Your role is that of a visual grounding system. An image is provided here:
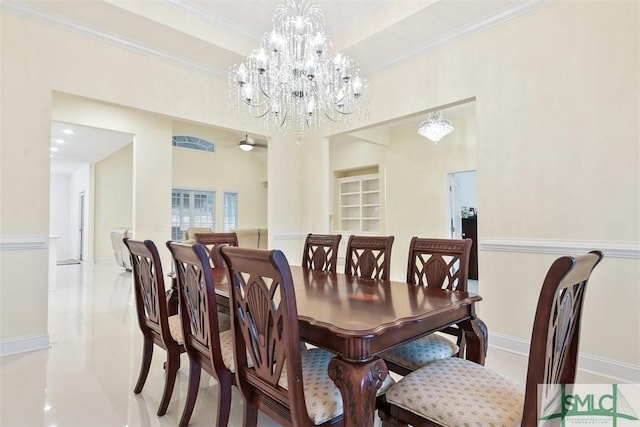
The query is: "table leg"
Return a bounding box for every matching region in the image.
[166,276,179,316]
[328,356,388,427]
[460,316,487,365]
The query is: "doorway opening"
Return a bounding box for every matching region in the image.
[447,170,478,281]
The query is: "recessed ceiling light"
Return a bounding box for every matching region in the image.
[50,147,59,152]
[54,139,65,144]
[62,129,75,135]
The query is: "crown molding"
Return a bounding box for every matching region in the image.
[161,0,260,42]
[366,0,554,76]
[0,0,228,79]
[480,238,640,259]
[2,0,554,79]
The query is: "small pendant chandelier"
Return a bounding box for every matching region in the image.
[418,111,454,143]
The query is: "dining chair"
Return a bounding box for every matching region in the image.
[220,246,395,426]
[193,231,239,267]
[344,235,394,280]
[166,241,238,427]
[379,250,604,427]
[301,233,342,273]
[122,238,184,417]
[381,237,473,376]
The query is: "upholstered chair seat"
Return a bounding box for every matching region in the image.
[123,238,185,417]
[382,237,473,376]
[221,246,394,426]
[166,241,238,427]
[385,357,524,426]
[168,313,230,346]
[275,349,394,425]
[380,334,458,372]
[379,251,603,427]
[167,315,183,345]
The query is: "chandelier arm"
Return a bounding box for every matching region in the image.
[255,72,279,100]
[322,110,339,122]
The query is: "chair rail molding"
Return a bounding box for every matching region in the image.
[0,334,50,357]
[489,332,640,383]
[272,232,307,241]
[0,235,49,251]
[479,238,640,259]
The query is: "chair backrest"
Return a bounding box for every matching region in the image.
[345,235,394,280]
[123,238,176,347]
[406,237,472,291]
[194,232,239,267]
[522,250,603,425]
[220,246,312,424]
[301,233,342,273]
[166,241,226,372]
[184,226,214,242]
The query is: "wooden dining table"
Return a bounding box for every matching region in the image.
[204,264,486,427]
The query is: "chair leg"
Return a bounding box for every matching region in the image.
[157,351,180,416]
[215,373,233,427]
[179,361,201,427]
[134,339,154,394]
[242,400,259,427]
[378,410,408,427]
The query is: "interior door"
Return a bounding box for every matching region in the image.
[78,191,85,261]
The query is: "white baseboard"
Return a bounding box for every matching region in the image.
[489,333,640,383]
[0,334,50,357]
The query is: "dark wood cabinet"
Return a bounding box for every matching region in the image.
[462,217,478,280]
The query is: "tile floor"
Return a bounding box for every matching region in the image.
[0,262,615,427]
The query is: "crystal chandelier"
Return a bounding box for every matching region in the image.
[228,0,368,141]
[417,111,454,143]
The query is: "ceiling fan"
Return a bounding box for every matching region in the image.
[238,134,267,152]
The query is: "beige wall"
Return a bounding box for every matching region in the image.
[94,144,133,261]
[327,0,639,367]
[1,1,638,374]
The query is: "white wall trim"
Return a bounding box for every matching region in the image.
[0,0,227,79]
[0,235,49,251]
[272,233,307,241]
[490,333,640,383]
[1,0,552,79]
[480,238,640,259]
[0,334,50,357]
[365,0,553,76]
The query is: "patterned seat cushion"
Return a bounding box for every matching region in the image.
[167,315,183,345]
[277,349,395,425]
[381,333,458,371]
[385,357,524,427]
[167,313,230,345]
[169,317,251,372]
[219,329,254,372]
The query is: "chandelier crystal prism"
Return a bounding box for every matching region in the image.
[417,111,454,143]
[228,0,368,139]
